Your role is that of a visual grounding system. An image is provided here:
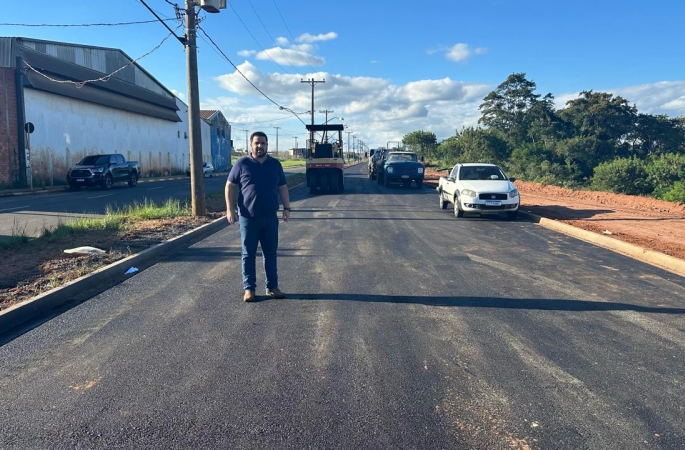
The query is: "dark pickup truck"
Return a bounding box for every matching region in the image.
[67,154,140,190]
[377,151,424,188]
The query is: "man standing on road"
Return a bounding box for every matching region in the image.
[225,131,291,302]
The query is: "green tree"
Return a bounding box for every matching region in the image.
[508,142,572,185]
[402,130,437,160]
[558,90,637,142]
[478,73,551,146]
[629,114,685,157]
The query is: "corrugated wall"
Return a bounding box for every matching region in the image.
[18,39,170,98]
[24,89,210,186]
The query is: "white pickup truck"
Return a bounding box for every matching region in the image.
[437,163,520,219]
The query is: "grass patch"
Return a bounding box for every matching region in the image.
[0,198,193,253]
[108,198,191,220]
[280,159,306,168]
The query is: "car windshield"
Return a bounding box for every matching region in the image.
[387,154,417,162]
[459,166,506,180]
[79,155,110,165]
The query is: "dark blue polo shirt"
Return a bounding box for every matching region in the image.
[227,155,287,218]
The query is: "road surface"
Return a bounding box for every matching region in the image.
[1,165,684,449]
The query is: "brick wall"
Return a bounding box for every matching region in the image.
[0,67,20,187]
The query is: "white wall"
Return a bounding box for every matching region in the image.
[24,89,210,186]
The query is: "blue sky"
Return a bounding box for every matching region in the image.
[3,0,685,150]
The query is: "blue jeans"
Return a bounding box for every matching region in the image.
[238,215,279,291]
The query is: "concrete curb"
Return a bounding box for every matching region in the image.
[519,210,685,278]
[0,217,229,335]
[0,177,304,336]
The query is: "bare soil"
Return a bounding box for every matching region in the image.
[2,169,684,312]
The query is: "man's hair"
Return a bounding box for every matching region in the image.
[250,131,268,144]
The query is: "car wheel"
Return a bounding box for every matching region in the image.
[416,181,423,189]
[102,175,113,190]
[384,175,390,187]
[128,173,138,187]
[438,190,448,209]
[507,210,518,220]
[453,196,464,218]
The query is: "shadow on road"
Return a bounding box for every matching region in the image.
[276,293,685,314]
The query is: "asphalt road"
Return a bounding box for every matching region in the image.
[0,165,306,239]
[1,164,685,449]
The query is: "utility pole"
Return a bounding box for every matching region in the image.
[238,128,249,153]
[273,126,280,158]
[141,0,224,216]
[301,78,325,146]
[294,136,298,157]
[319,109,333,142]
[345,131,353,161]
[185,0,205,216]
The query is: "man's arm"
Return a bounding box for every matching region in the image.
[278,184,290,222]
[225,180,239,224]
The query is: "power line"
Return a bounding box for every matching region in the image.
[196,25,308,126]
[137,0,185,45]
[245,0,300,73]
[270,0,318,73]
[0,19,175,27]
[225,1,294,74]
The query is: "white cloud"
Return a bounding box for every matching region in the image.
[209,63,685,148]
[446,43,470,62]
[275,36,289,46]
[440,43,487,63]
[255,47,325,67]
[237,50,256,57]
[296,32,337,43]
[556,80,685,117]
[210,64,494,146]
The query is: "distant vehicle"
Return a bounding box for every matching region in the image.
[368,148,387,180]
[378,151,424,188]
[186,162,214,177]
[437,163,519,219]
[66,154,140,190]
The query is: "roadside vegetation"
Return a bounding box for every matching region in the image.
[399,73,685,203]
[0,198,190,252]
[0,172,306,253]
[230,155,306,169]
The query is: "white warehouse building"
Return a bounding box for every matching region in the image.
[0,37,216,188]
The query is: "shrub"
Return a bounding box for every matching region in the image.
[590,157,652,195]
[645,153,685,198]
[662,182,685,203]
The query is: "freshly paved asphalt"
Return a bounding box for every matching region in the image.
[1,164,684,449]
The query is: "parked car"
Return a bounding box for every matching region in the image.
[186,162,214,177]
[66,153,140,190]
[437,163,519,219]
